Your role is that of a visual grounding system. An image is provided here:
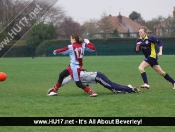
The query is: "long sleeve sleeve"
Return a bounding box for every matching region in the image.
[85,43,96,52]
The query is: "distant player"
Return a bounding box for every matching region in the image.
[135,26,175,89]
[48,34,98,97]
[53,69,141,94]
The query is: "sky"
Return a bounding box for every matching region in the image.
[56,0,175,24]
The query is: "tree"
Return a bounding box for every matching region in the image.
[129,11,141,21]
[26,22,58,57]
[145,20,155,32]
[164,17,175,36]
[0,0,19,32]
[98,12,114,38]
[0,0,66,38]
[58,16,85,39]
[42,5,65,26]
[145,15,166,35]
[152,16,165,23]
[82,19,98,38]
[113,29,120,37]
[169,18,175,36]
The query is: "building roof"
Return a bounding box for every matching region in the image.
[108,14,152,33]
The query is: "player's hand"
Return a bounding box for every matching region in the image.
[157,52,162,57]
[84,39,90,44]
[53,50,57,55]
[135,42,141,52]
[137,42,142,46]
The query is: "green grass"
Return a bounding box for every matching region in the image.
[0,55,175,132]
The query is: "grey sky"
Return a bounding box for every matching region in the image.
[57,0,175,23]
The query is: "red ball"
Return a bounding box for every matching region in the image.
[0,72,7,82]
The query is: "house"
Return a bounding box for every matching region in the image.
[87,13,152,38]
[154,7,175,36]
[110,13,152,38]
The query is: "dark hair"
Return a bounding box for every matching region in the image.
[71,34,83,43]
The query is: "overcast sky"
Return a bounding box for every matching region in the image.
[57,0,175,24]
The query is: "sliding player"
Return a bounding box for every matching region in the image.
[47,69,141,95]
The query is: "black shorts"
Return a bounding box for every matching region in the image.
[144,56,159,67]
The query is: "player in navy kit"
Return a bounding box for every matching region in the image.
[135,26,175,89]
[60,69,141,93]
[47,34,98,97]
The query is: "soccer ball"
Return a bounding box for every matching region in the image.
[0,72,7,82]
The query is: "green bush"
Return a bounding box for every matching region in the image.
[35,39,69,56]
[1,37,175,57]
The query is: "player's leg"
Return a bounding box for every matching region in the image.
[56,69,70,90]
[153,65,175,89]
[95,72,140,93]
[75,81,98,97]
[47,69,69,96]
[138,60,150,88]
[73,67,98,97]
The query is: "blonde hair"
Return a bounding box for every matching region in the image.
[71,34,83,43]
[139,26,147,33]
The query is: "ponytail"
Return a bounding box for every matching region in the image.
[71,34,83,43]
[79,38,83,43]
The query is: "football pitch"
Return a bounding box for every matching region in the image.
[0,55,175,131]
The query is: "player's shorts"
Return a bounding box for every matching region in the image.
[144,56,159,67]
[66,65,82,81]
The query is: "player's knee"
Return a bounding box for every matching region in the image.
[138,66,146,73]
[158,71,166,76]
[138,66,144,71]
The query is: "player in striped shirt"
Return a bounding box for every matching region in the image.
[47,34,98,97]
[135,26,175,89]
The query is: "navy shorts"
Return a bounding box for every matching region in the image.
[144,57,159,67]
